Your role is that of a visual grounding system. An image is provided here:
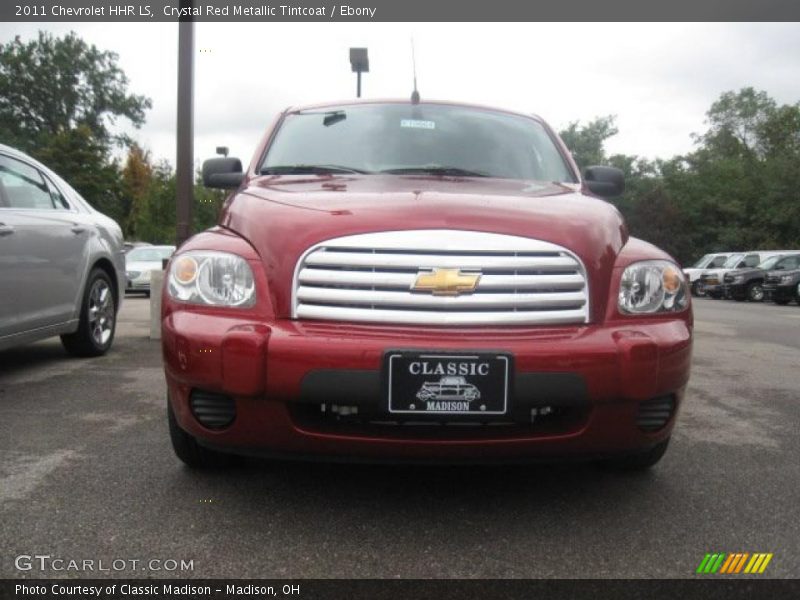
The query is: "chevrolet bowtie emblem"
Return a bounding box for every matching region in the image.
[411,268,481,296]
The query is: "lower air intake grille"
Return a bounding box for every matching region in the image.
[637,395,675,432]
[190,389,236,430]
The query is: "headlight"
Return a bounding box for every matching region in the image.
[167,251,256,307]
[619,260,688,314]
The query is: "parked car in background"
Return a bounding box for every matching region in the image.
[125,245,176,295]
[162,99,693,471]
[699,251,789,299]
[723,253,800,302]
[683,252,732,296]
[763,256,800,305]
[699,253,759,298]
[0,144,124,356]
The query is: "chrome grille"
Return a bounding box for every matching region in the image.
[292,230,589,326]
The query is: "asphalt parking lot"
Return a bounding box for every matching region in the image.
[1,296,798,578]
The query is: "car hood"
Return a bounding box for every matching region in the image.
[125,260,163,272]
[726,267,763,278]
[703,268,734,278]
[767,268,800,278]
[220,174,629,319]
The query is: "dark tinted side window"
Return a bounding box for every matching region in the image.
[779,256,800,270]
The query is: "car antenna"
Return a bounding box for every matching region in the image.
[411,38,420,104]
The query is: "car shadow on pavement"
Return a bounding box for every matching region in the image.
[169,455,665,511]
[0,341,72,373]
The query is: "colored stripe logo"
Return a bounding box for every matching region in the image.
[696,553,773,574]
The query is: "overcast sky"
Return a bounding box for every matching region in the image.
[2,22,800,168]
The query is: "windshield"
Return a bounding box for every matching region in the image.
[722,254,744,268]
[757,256,782,270]
[261,103,576,182]
[691,254,713,268]
[127,247,174,262]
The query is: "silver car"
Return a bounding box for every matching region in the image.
[0,144,125,356]
[125,245,175,295]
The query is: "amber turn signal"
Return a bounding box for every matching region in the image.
[173,256,199,285]
[662,266,682,294]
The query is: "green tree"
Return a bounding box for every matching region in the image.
[121,143,153,238]
[560,90,800,264]
[0,31,151,221]
[559,115,618,171]
[130,161,226,245]
[0,31,151,151]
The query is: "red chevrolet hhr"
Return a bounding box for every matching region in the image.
[162,100,692,469]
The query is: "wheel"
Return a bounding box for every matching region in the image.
[168,399,234,468]
[61,268,117,357]
[691,281,705,297]
[746,282,764,302]
[597,437,670,471]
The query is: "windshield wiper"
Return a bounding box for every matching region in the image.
[380,166,490,177]
[260,164,370,175]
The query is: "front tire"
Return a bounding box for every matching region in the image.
[168,399,234,469]
[61,268,117,357]
[746,282,764,302]
[691,281,705,297]
[598,437,670,471]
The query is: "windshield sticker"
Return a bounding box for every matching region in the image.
[401,119,436,130]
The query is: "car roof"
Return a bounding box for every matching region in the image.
[0,143,60,178]
[282,98,546,124]
[129,245,175,250]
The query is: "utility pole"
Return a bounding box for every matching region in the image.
[176,0,194,246]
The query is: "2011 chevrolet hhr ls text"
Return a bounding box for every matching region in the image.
[162,100,693,470]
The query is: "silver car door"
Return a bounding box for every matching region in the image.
[0,153,86,336]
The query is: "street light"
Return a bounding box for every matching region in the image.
[349,47,369,98]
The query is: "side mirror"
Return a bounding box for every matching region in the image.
[584,166,625,198]
[202,157,244,189]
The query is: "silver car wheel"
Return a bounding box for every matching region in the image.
[88,279,115,346]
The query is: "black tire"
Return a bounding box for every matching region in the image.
[691,281,705,297]
[746,282,764,302]
[598,437,670,471]
[61,268,117,357]
[168,399,234,469]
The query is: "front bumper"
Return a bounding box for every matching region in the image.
[763,283,797,303]
[126,274,151,292]
[701,281,723,297]
[162,313,692,462]
[723,282,746,299]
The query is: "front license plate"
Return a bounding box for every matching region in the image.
[384,351,511,416]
